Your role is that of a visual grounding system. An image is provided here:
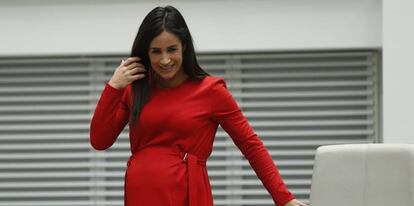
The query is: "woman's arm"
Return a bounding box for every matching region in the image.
[210,78,305,206]
[90,57,145,150]
[89,84,129,150]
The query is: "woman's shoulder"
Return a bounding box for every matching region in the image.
[189,76,230,98]
[200,75,227,89]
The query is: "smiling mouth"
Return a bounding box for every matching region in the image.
[160,64,174,71]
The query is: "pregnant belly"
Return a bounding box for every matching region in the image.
[125,147,188,205]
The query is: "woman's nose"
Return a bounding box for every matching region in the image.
[160,55,171,65]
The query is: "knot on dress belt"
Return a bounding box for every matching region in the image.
[182,152,206,167]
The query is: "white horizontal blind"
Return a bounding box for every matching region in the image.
[0,59,95,206]
[201,51,379,205]
[0,51,379,206]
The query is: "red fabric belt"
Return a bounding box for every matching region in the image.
[182,152,207,206]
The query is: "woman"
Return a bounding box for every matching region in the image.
[90,5,306,206]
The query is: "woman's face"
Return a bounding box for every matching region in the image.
[148,31,186,88]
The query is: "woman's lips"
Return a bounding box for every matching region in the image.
[160,64,174,71]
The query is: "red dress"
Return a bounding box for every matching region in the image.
[90,76,295,206]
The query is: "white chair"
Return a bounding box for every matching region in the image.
[309,144,414,206]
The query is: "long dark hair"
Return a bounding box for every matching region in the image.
[129,5,209,124]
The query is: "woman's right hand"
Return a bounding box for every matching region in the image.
[108,57,146,89]
[283,199,308,206]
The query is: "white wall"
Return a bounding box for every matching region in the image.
[6,0,411,143]
[383,0,414,143]
[0,0,381,56]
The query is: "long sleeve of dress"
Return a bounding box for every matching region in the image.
[210,79,295,206]
[90,83,130,150]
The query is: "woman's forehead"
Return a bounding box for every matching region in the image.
[150,31,182,48]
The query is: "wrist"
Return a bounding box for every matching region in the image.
[108,80,124,90]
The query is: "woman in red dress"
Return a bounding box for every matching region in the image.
[90,5,307,206]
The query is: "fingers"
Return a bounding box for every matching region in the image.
[283,199,307,206]
[122,57,141,66]
[126,67,146,76]
[120,57,145,73]
[125,62,145,71]
[297,200,308,206]
[124,65,146,81]
[299,200,308,206]
[130,73,146,81]
[116,57,146,83]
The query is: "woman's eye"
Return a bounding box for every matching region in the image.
[168,48,177,52]
[151,50,161,54]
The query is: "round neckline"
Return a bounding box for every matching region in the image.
[153,76,192,91]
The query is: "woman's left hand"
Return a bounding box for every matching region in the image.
[283,199,308,206]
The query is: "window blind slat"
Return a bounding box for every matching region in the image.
[0,51,379,205]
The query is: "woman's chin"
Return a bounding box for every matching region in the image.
[157,73,175,81]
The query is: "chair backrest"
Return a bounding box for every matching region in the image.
[309,144,414,206]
